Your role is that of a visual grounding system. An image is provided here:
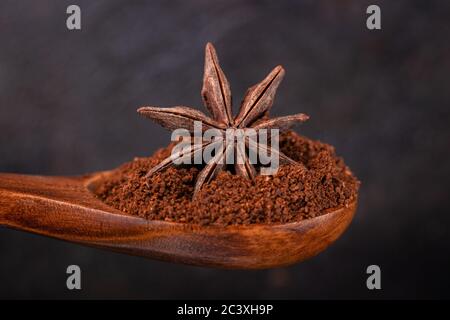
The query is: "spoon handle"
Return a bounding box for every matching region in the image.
[0,173,149,242]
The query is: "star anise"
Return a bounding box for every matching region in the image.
[138,43,309,198]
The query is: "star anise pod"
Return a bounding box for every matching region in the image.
[138,43,309,198]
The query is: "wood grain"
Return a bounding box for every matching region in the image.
[0,172,357,269]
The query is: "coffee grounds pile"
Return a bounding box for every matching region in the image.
[93,131,359,226]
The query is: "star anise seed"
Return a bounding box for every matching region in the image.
[138,42,309,198]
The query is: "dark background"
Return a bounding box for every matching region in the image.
[0,0,449,299]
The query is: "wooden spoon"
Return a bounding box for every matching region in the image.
[0,171,357,269]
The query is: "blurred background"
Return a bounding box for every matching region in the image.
[0,0,449,299]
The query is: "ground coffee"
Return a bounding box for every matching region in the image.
[93,131,359,226]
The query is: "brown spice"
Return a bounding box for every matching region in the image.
[93,131,359,226]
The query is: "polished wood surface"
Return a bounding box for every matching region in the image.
[0,172,357,269]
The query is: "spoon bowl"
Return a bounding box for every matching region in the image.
[0,171,357,269]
